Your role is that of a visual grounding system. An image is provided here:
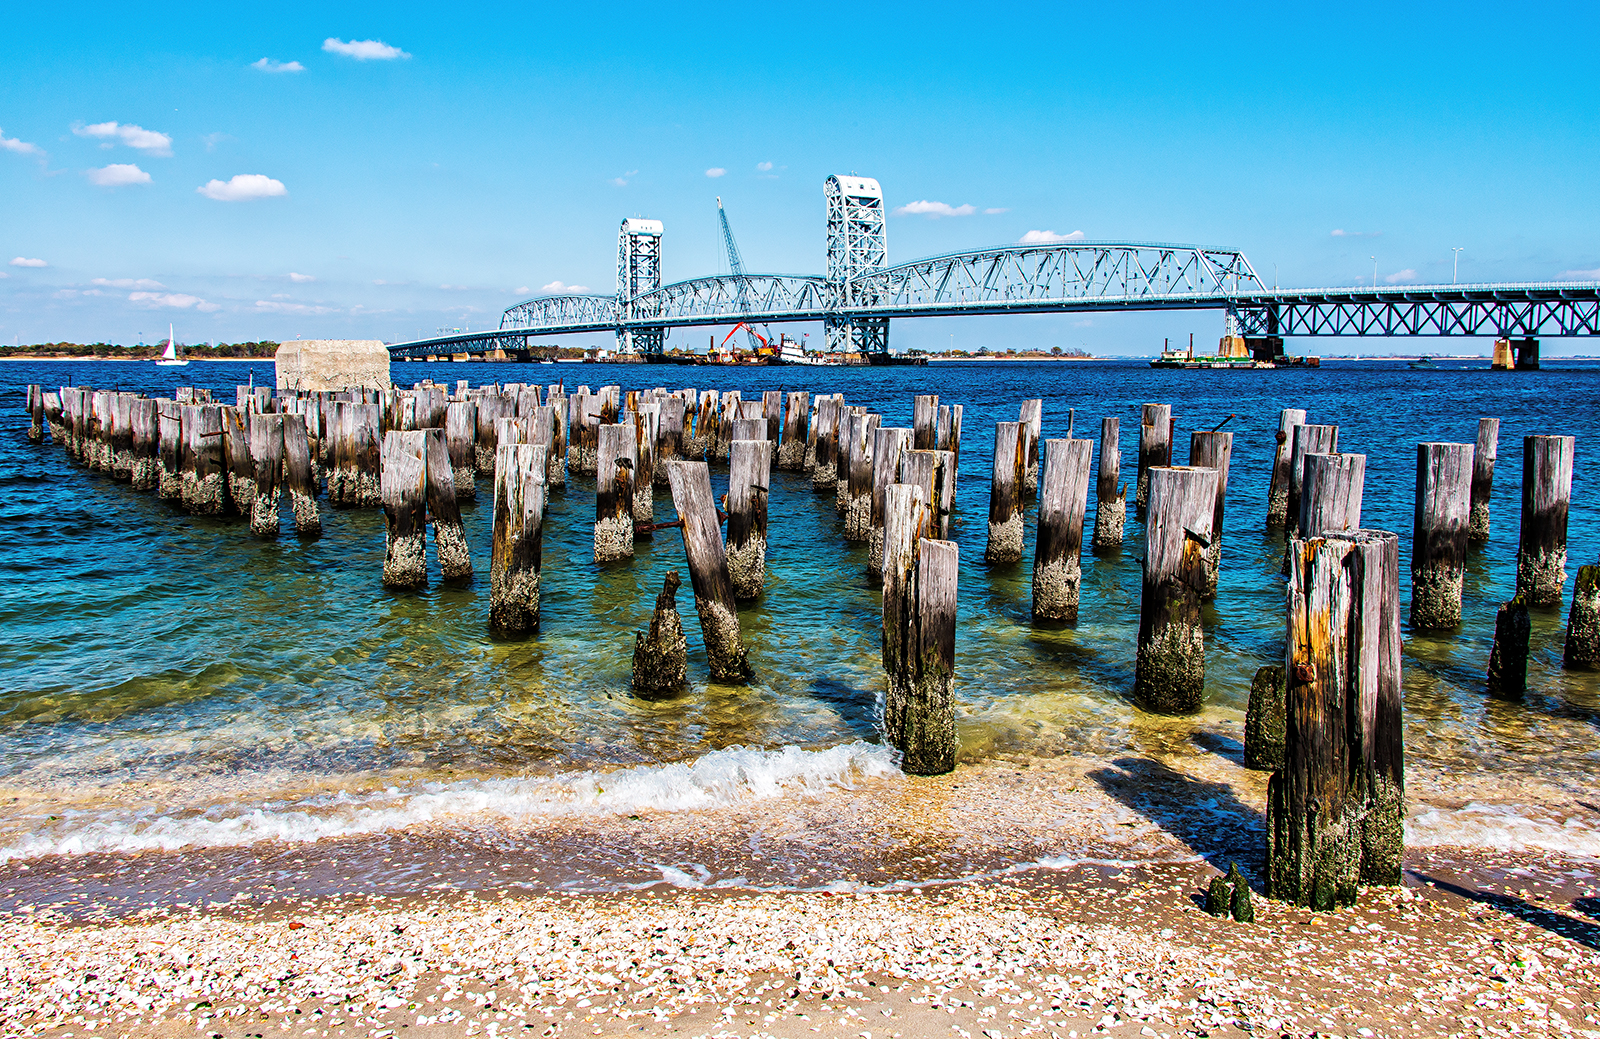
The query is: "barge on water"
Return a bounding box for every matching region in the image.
[1150,334,1319,369]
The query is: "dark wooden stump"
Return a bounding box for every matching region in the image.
[1411,442,1474,630]
[1488,594,1531,696]
[985,421,1025,564]
[1189,430,1233,600]
[1032,437,1093,623]
[1134,403,1172,517]
[727,439,772,600]
[1517,434,1574,606]
[1243,665,1285,771]
[913,395,939,450]
[1134,465,1218,714]
[1269,529,1404,909]
[282,413,322,536]
[1563,564,1600,670]
[424,428,472,581]
[490,443,545,633]
[249,413,284,537]
[380,431,429,589]
[633,571,688,697]
[1019,398,1043,497]
[594,423,635,563]
[1469,417,1499,542]
[778,391,809,470]
[665,461,751,682]
[868,427,913,576]
[1287,424,1339,536]
[1266,409,1307,529]
[1093,416,1125,549]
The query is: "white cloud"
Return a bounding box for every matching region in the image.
[1,126,42,156]
[1384,269,1418,284]
[984,207,1009,215]
[202,133,233,152]
[255,299,335,315]
[9,257,47,267]
[288,272,315,282]
[705,167,726,178]
[94,277,166,289]
[894,200,977,218]
[540,280,589,294]
[130,291,220,312]
[1331,229,1381,238]
[251,58,305,73]
[73,121,173,156]
[609,169,639,187]
[1019,229,1085,244]
[197,173,288,201]
[1559,268,1600,280]
[0,272,8,279]
[439,284,471,291]
[86,163,151,187]
[514,286,530,294]
[322,38,410,60]
[756,161,773,172]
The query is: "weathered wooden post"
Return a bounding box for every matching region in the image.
[665,461,751,681]
[1243,666,1286,771]
[249,413,284,537]
[381,430,429,590]
[1469,417,1499,542]
[446,401,477,501]
[1268,529,1405,909]
[1266,409,1307,529]
[1517,434,1575,606]
[882,484,959,775]
[779,390,810,470]
[189,405,227,515]
[157,400,183,499]
[130,398,159,491]
[1564,565,1600,670]
[89,391,110,471]
[684,389,716,460]
[901,449,955,541]
[937,403,963,500]
[1093,416,1125,549]
[730,416,766,445]
[1134,465,1218,714]
[844,413,881,539]
[595,423,635,562]
[633,403,659,524]
[1287,424,1339,536]
[913,395,939,450]
[868,427,913,576]
[1032,437,1093,623]
[985,421,1025,564]
[1299,452,1366,538]
[762,389,782,446]
[1135,403,1172,517]
[224,407,256,514]
[490,443,545,633]
[715,390,741,460]
[26,385,43,442]
[633,571,688,696]
[1411,442,1474,629]
[1488,594,1531,696]
[811,397,841,492]
[282,413,321,536]
[545,392,568,489]
[654,396,682,485]
[727,438,772,600]
[423,428,472,581]
[1018,398,1043,497]
[110,394,135,481]
[1189,431,1234,600]
[475,394,510,473]
[43,391,64,444]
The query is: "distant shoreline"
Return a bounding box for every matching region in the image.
[0,356,271,363]
[928,355,1096,362]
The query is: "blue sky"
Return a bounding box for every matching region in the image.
[3,2,1598,354]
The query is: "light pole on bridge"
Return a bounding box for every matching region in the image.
[1453,247,1464,284]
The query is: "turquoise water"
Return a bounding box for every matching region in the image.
[0,357,1597,869]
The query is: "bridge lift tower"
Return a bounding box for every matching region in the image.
[824,175,890,355]
[617,217,664,355]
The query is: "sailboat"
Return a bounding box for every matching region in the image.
[154,324,189,367]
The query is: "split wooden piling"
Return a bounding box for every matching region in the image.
[490,443,545,633]
[1135,403,1172,516]
[715,390,741,461]
[224,407,255,514]
[1019,399,1043,497]
[475,394,512,473]
[762,389,781,446]
[844,413,881,539]
[937,403,963,500]
[655,397,684,485]
[633,404,659,524]
[913,395,939,450]
[1268,528,1404,908]
[985,421,1025,564]
[248,413,284,537]
[1517,434,1575,606]
[727,439,772,600]
[901,449,955,541]
[1134,466,1219,714]
[545,393,568,489]
[26,385,44,442]
[779,391,810,470]
[868,427,913,576]
[381,431,429,590]
[595,423,636,562]
[1411,442,1474,629]
[1287,424,1339,536]
[882,483,958,776]
[633,571,688,696]
[446,401,477,501]
[1266,409,1307,528]
[1032,437,1093,623]
[1469,418,1499,542]
[1189,431,1233,600]
[665,461,751,682]
[1093,416,1125,549]
[422,428,472,580]
[282,413,322,536]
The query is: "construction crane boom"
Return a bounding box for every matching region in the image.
[716,197,763,355]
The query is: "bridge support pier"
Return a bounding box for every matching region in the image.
[1513,338,1540,370]
[824,316,889,356]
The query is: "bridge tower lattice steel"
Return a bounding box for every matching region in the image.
[824,175,889,354]
[617,217,664,354]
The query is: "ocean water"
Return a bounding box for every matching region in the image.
[1,357,1597,885]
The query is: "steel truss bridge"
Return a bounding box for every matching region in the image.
[386,177,1600,360]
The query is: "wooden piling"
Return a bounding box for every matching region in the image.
[446,401,477,501]
[1093,416,1125,549]
[1134,466,1219,713]
[224,407,256,514]
[811,397,841,492]
[779,391,810,470]
[248,413,284,536]
[1469,417,1499,542]
[1189,431,1234,600]
[937,403,963,500]
[868,427,913,576]
[26,385,43,442]
[1517,434,1575,606]
[882,483,958,775]
[844,413,881,538]
[282,413,321,536]
[632,571,688,696]
[157,400,183,499]
[665,461,751,682]
[727,439,772,600]
[685,390,718,460]
[545,392,568,489]
[1018,399,1043,497]
[715,390,741,460]
[43,391,64,444]
[110,394,135,481]
[834,409,864,515]
[1134,403,1172,516]
[1032,437,1093,623]
[1563,565,1600,670]
[129,398,159,491]
[762,389,781,446]
[984,421,1025,564]
[1411,442,1474,629]
[913,395,939,450]
[90,391,111,471]
[633,404,659,524]
[1268,528,1404,908]
[1487,593,1531,696]
[1287,424,1339,536]
[187,405,227,515]
[901,449,954,541]
[1299,453,1366,538]
[381,431,429,589]
[1266,409,1307,528]
[490,443,545,633]
[595,423,635,562]
[475,394,512,473]
[423,428,472,580]
[655,397,684,485]
[1244,665,1286,771]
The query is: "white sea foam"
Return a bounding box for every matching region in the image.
[1407,802,1600,859]
[0,741,899,863]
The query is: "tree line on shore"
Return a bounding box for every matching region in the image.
[0,341,279,359]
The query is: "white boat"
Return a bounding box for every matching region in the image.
[155,325,189,367]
